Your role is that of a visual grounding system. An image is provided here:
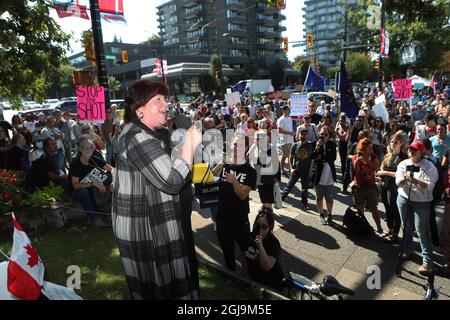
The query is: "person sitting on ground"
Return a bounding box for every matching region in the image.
[6,133,29,172]
[245,206,284,292]
[69,138,115,227]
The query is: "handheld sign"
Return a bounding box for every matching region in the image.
[76,86,106,123]
[290,93,308,117]
[393,79,412,100]
[225,92,241,106]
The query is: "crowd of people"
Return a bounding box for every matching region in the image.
[1,78,450,300]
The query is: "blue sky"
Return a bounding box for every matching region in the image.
[54,0,305,61]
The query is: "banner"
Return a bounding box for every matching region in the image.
[380,28,390,57]
[76,86,106,122]
[373,94,389,125]
[393,78,413,100]
[99,0,126,24]
[290,94,308,117]
[225,92,241,106]
[52,1,89,20]
[339,60,359,119]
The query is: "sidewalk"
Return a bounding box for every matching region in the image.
[191,171,450,300]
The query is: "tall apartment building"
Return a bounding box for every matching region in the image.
[157,0,287,68]
[303,0,357,68]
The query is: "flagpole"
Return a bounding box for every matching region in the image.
[302,66,311,93]
[0,249,10,261]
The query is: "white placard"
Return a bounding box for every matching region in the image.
[290,93,308,117]
[373,94,389,124]
[225,92,241,106]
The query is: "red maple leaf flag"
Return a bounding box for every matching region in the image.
[430,74,436,93]
[7,213,44,300]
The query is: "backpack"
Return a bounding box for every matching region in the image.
[343,206,374,235]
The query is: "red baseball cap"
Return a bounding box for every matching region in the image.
[409,141,426,153]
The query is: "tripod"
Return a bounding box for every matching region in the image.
[395,173,439,300]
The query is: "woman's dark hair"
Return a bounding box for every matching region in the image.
[253,206,275,232]
[124,79,169,123]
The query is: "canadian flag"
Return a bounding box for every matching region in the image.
[430,74,436,92]
[7,214,44,300]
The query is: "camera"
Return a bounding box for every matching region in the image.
[406,165,420,173]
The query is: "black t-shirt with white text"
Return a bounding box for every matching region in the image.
[218,163,257,225]
[245,233,284,290]
[69,154,107,191]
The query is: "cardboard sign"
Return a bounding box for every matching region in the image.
[290,93,308,117]
[76,86,106,122]
[394,78,412,100]
[373,94,389,124]
[327,89,337,99]
[225,92,241,106]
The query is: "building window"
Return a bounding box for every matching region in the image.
[111,47,121,54]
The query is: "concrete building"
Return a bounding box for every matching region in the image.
[303,0,358,68]
[157,0,287,70]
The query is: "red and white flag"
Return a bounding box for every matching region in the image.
[52,1,89,20]
[7,213,44,300]
[430,74,436,92]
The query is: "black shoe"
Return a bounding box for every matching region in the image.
[281,195,287,202]
[327,215,333,225]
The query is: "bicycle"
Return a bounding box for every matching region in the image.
[283,271,355,300]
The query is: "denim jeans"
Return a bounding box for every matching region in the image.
[71,188,97,221]
[397,195,433,265]
[281,170,309,204]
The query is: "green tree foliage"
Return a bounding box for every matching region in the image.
[325,66,340,80]
[46,62,75,99]
[0,0,70,99]
[343,0,450,77]
[209,52,224,96]
[108,76,121,100]
[346,52,376,82]
[268,59,285,90]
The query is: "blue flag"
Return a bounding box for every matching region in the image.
[339,61,359,119]
[304,67,326,91]
[232,80,247,94]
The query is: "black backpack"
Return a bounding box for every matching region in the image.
[343,206,374,235]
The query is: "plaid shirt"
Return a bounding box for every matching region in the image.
[112,121,198,300]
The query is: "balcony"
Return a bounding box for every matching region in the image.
[183,0,200,8]
[256,30,279,38]
[228,1,246,9]
[228,14,248,24]
[274,25,287,32]
[273,13,286,21]
[184,8,202,20]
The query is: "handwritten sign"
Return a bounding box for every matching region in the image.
[394,78,412,100]
[225,92,241,106]
[373,94,389,125]
[290,93,308,117]
[76,86,106,122]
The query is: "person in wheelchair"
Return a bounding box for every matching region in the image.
[245,206,284,291]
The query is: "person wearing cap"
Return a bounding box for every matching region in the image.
[281,128,313,208]
[412,101,426,122]
[297,113,319,143]
[277,106,295,176]
[396,140,439,274]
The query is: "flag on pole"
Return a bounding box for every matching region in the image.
[430,74,436,93]
[339,61,359,119]
[99,0,127,24]
[7,213,44,300]
[380,28,390,57]
[303,66,326,91]
[52,1,89,20]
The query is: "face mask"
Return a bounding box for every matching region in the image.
[36,141,43,149]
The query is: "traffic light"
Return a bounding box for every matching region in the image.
[276,0,286,10]
[82,31,95,61]
[374,58,380,70]
[72,69,95,85]
[306,34,314,48]
[283,37,289,53]
[121,49,128,63]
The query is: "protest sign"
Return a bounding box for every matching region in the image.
[76,86,106,122]
[393,78,412,100]
[373,94,389,124]
[290,93,308,117]
[224,92,240,106]
[327,89,337,99]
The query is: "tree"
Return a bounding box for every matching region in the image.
[244,57,258,79]
[147,34,161,44]
[268,59,285,90]
[340,0,450,78]
[108,76,121,100]
[293,56,311,83]
[325,66,340,80]
[345,52,376,82]
[45,62,75,99]
[0,0,70,100]
[209,52,224,97]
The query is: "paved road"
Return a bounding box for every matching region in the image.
[191,166,450,300]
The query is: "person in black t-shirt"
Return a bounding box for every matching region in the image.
[246,206,284,291]
[6,133,29,172]
[69,138,114,227]
[212,134,257,272]
[0,120,14,147]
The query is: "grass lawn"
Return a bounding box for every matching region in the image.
[0,224,249,300]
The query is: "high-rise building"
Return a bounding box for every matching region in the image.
[157,0,287,68]
[303,0,357,68]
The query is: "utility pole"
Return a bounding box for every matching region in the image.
[89,0,110,108]
[378,0,385,91]
[342,9,349,63]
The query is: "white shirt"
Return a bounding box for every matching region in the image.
[24,121,37,135]
[276,115,294,145]
[316,106,326,116]
[221,107,230,116]
[319,163,334,185]
[67,119,76,141]
[249,104,257,118]
[395,159,438,202]
[41,127,64,150]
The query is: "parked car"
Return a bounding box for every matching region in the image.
[307,92,335,105]
[22,101,42,110]
[17,108,55,121]
[50,100,78,114]
[42,99,60,108]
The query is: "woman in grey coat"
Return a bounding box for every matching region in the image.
[112,79,201,300]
